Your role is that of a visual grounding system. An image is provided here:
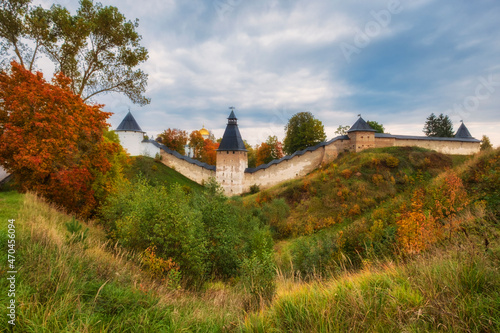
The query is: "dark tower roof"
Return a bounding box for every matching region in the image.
[116,111,143,132]
[455,122,473,138]
[217,110,247,151]
[347,116,376,133]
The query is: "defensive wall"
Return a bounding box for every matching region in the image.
[148,140,216,184]
[141,133,480,194]
[115,112,480,195]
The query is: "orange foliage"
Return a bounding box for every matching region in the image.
[188,130,204,158]
[157,128,188,155]
[0,62,120,217]
[396,189,439,254]
[256,142,273,166]
[200,139,219,165]
[141,246,179,279]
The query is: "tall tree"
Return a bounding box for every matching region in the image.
[255,135,284,166]
[189,130,204,159]
[283,112,326,155]
[423,113,454,137]
[335,125,350,136]
[0,62,122,217]
[256,142,272,166]
[157,128,188,155]
[366,120,384,133]
[0,0,149,105]
[480,135,493,151]
[244,141,257,168]
[199,139,219,165]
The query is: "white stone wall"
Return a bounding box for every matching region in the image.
[392,139,480,155]
[160,150,215,184]
[116,131,145,156]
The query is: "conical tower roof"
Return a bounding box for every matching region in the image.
[217,110,247,151]
[455,122,473,138]
[116,111,143,132]
[347,116,376,133]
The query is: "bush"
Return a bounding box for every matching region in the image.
[250,184,260,194]
[101,179,208,285]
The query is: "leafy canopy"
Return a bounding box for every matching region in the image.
[0,0,149,105]
[0,62,123,217]
[423,113,454,137]
[283,112,326,155]
[157,128,188,155]
[366,120,384,133]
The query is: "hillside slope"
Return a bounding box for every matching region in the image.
[1,147,498,332]
[123,156,203,190]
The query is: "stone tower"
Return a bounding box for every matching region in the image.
[216,110,248,195]
[115,111,145,156]
[347,116,376,152]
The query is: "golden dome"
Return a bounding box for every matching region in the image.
[199,125,209,136]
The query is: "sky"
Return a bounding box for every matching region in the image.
[37,0,500,146]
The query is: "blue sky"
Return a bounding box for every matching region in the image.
[40,0,500,146]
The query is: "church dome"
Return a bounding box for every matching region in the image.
[199,126,209,137]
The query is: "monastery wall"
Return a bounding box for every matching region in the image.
[159,149,215,184]
[244,147,325,192]
[392,138,480,155]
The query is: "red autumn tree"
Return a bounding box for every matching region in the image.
[255,135,284,166]
[157,128,188,155]
[256,142,273,166]
[0,62,122,217]
[189,130,205,158]
[200,139,219,165]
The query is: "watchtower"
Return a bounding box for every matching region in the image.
[216,109,248,195]
[347,116,376,152]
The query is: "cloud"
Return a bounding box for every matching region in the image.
[32,0,500,147]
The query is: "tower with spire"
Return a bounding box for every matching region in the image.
[216,108,248,195]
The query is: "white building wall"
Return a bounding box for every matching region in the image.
[116,131,145,156]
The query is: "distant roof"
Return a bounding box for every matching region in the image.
[116,111,143,132]
[218,111,247,151]
[455,122,473,138]
[348,116,376,133]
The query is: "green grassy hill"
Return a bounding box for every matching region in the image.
[123,156,203,190]
[1,147,498,332]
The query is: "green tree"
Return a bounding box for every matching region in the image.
[423,113,454,137]
[335,125,350,136]
[244,141,257,168]
[367,120,384,133]
[480,135,493,151]
[0,0,149,105]
[283,112,326,155]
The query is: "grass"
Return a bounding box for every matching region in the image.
[123,155,203,191]
[244,242,500,332]
[0,192,244,331]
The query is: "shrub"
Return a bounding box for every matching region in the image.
[384,156,400,168]
[102,179,208,285]
[250,184,260,194]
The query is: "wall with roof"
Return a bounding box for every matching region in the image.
[154,142,216,184]
[391,138,480,155]
[243,137,351,192]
